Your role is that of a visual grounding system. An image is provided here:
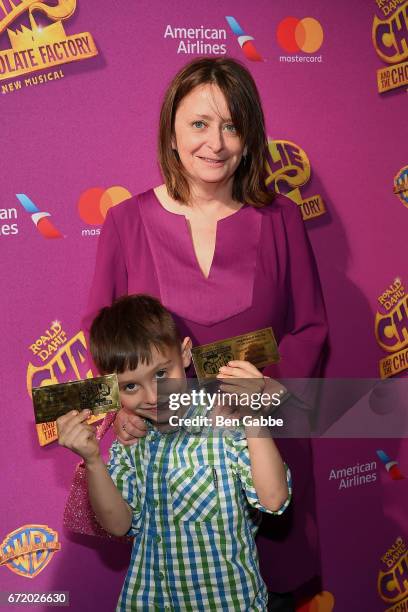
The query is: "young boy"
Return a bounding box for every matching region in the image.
[57,295,291,611]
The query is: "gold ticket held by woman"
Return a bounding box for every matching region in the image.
[32,375,120,446]
[192,327,280,380]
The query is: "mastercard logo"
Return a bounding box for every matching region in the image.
[277,17,324,54]
[78,185,132,225]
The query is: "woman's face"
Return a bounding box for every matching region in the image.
[172,83,245,190]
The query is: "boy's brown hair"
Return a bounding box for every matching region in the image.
[90,294,181,374]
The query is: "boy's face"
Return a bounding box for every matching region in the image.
[117,338,191,425]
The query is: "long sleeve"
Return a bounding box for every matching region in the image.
[264,203,328,379]
[82,208,128,338]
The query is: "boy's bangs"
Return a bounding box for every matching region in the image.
[117,340,170,374]
[93,333,176,375]
[89,295,181,375]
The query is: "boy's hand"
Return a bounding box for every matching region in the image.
[217,360,285,393]
[217,360,264,380]
[217,360,265,395]
[57,410,100,464]
[114,408,148,446]
[216,360,287,415]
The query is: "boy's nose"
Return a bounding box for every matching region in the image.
[143,385,157,406]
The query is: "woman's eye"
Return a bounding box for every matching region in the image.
[224,124,237,133]
[192,121,206,129]
[155,369,168,380]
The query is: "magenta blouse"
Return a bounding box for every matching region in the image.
[84,189,326,376]
[83,188,328,592]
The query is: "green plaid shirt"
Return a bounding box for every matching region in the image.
[108,420,291,611]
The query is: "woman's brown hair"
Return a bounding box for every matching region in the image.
[158,57,274,207]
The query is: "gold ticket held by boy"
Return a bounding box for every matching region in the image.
[32,374,120,446]
[192,327,280,381]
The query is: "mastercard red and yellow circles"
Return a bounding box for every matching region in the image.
[277,17,324,54]
[78,186,132,225]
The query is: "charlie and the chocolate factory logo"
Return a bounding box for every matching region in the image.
[372,1,408,93]
[378,536,408,610]
[265,139,326,221]
[375,278,408,378]
[26,320,95,445]
[0,0,98,94]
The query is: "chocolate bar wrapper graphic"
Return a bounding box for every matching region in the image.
[192,327,280,381]
[32,374,119,446]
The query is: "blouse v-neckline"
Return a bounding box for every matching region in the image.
[151,190,247,281]
[137,189,262,326]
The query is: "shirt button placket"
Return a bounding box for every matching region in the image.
[151,442,167,607]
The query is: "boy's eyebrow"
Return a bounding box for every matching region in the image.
[119,360,173,384]
[145,359,172,373]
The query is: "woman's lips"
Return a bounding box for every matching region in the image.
[197,156,226,165]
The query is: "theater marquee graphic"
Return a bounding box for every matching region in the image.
[375,278,408,378]
[372,1,408,93]
[0,0,98,87]
[265,139,326,221]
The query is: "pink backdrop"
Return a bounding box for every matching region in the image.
[1,1,408,610]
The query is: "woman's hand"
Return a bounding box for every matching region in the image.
[114,407,148,445]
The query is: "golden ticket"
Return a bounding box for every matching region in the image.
[32,374,120,446]
[192,328,280,381]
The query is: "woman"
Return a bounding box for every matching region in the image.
[83,58,328,612]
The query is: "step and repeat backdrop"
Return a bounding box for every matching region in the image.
[1,1,408,610]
